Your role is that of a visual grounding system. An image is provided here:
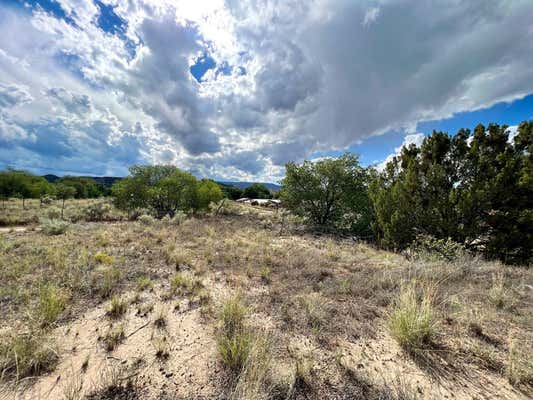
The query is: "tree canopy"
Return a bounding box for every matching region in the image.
[281,154,373,236]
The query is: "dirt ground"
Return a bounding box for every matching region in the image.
[0,200,531,399]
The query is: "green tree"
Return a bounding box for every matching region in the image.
[243,183,272,199]
[281,154,373,235]
[371,121,533,264]
[55,183,76,219]
[112,165,199,218]
[220,185,243,200]
[196,179,224,211]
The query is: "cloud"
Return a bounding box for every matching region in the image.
[0,83,33,108]
[1,0,533,180]
[377,133,425,171]
[363,7,380,27]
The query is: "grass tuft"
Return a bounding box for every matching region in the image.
[389,281,437,350]
[0,331,59,381]
[107,295,128,318]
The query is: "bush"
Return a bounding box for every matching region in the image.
[389,281,437,350]
[138,214,155,225]
[408,234,466,262]
[45,207,62,219]
[83,201,112,221]
[40,218,70,235]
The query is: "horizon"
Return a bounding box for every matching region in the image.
[1,1,533,182]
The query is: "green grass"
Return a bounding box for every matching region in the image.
[38,284,67,326]
[107,295,128,318]
[389,281,437,350]
[136,276,152,291]
[0,331,59,381]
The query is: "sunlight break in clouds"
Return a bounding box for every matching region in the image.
[1,0,533,180]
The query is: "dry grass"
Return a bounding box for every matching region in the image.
[0,199,532,399]
[388,281,438,350]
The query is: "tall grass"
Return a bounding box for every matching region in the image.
[389,281,437,350]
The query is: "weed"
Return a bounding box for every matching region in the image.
[97,266,121,298]
[138,214,155,225]
[153,336,170,359]
[62,374,84,400]
[169,272,202,297]
[507,338,533,387]
[220,295,247,337]
[218,332,253,371]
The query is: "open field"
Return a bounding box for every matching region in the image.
[0,199,532,399]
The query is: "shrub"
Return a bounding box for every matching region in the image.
[83,201,112,221]
[389,281,437,350]
[408,234,466,262]
[0,331,59,380]
[40,218,70,235]
[38,284,67,326]
[138,214,155,225]
[45,207,62,219]
[94,252,115,265]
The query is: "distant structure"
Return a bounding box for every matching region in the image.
[236,198,281,207]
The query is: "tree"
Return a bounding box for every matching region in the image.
[371,121,533,264]
[243,183,271,199]
[55,183,76,219]
[280,154,373,235]
[196,179,223,211]
[220,185,243,200]
[112,165,200,218]
[57,177,104,198]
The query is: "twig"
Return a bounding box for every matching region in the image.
[126,321,150,339]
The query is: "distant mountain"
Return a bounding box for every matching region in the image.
[42,174,122,187]
[217,181,282,191]
[42,174,282,191]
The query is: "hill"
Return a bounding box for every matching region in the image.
[42,174,282,191]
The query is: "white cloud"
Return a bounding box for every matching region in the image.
[1,0,533,180]
[363,7,380,27]
[377,133,425,171]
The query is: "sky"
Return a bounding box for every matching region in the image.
[1,0,532,182]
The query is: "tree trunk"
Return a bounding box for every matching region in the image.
[61,198,65,219]
[22,197,25,209]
